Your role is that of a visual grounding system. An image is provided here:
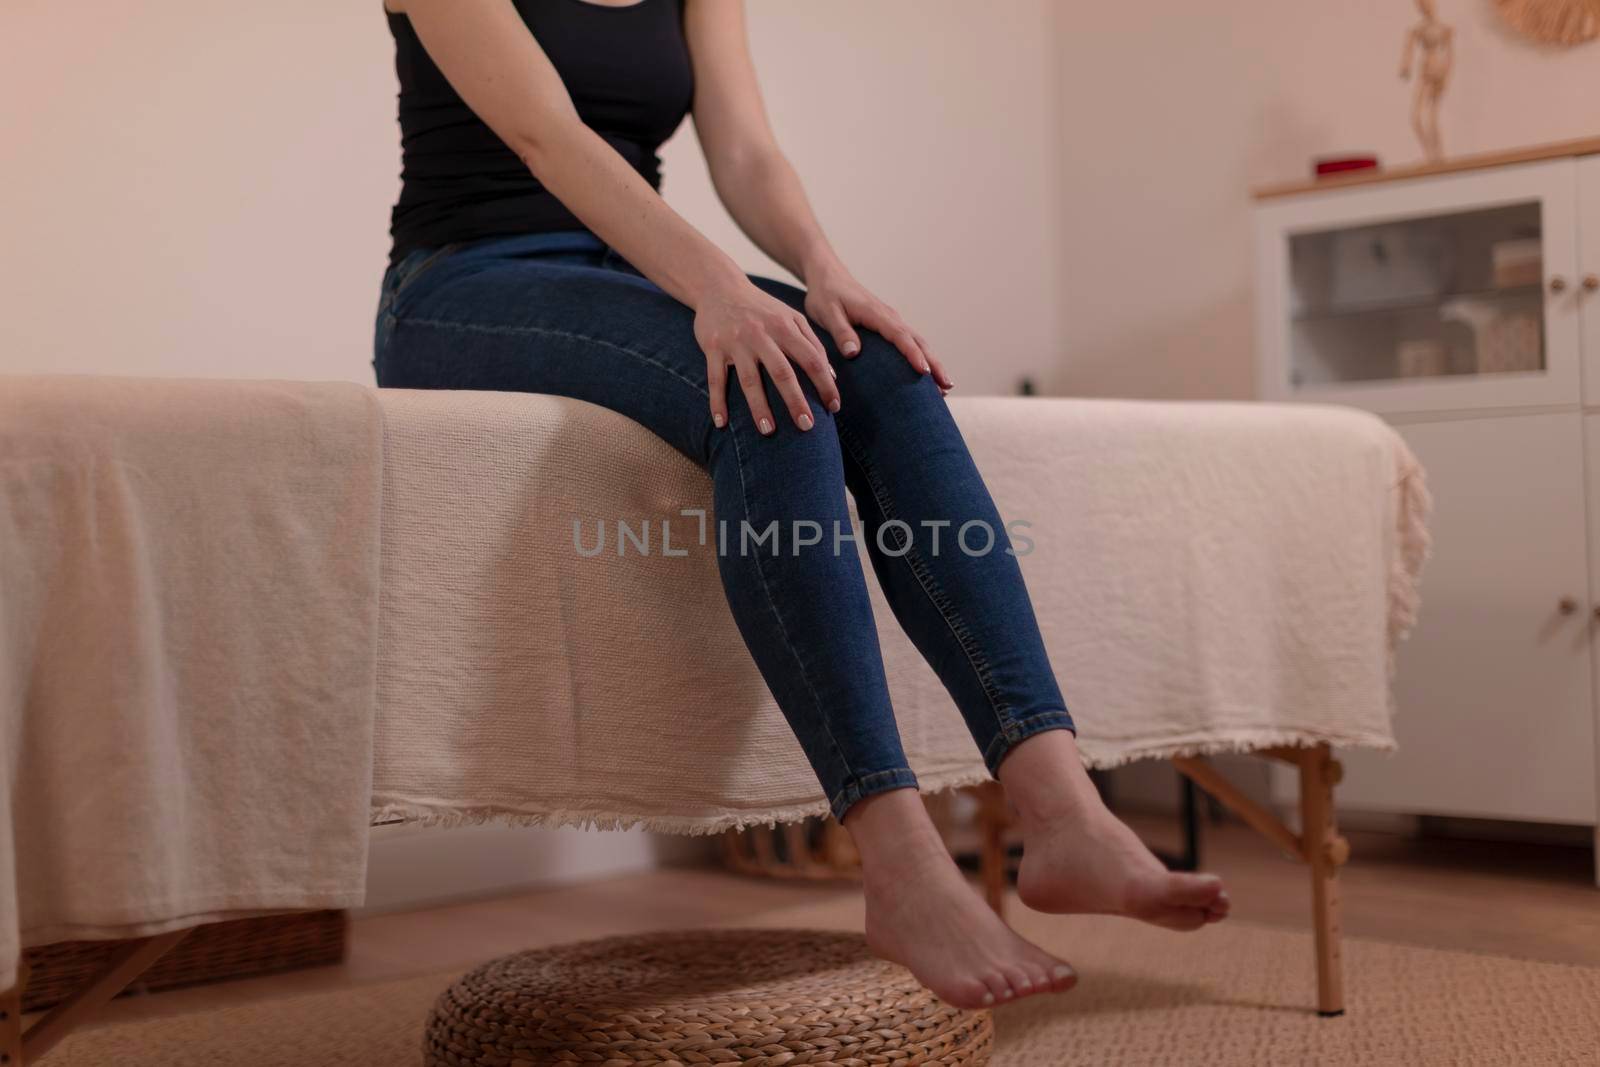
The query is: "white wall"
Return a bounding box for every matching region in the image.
[1051,0,1599,401]
[1,2,396,382]
[0,0,1063,397]
[12,3,1581,400]
[358,822,708,915]
[661,1,1066,396]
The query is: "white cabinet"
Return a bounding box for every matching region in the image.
[1338,414,1595,824]
[1254,145,1600,845]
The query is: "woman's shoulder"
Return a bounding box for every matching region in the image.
[384,0,406,15]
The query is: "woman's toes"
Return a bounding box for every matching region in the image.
[1167,872,1225,907]
[1130,871,1225,919]
[982,971,1014,1005]
[1046,961,1078,992]
[1001,965,1036,999]
[939,977,993,1011]
[1025,950,1076,993]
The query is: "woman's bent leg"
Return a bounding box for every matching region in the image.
[751,275,1229,933]
[373,239,1078,1008]
[375,237,914,820]
[748,276,1072,767]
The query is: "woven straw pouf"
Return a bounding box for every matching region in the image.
[423,928,993,1066]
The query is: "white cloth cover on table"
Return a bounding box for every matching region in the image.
[0,376,382,991]
[0,379,1432,993]
[371,391,1431,835]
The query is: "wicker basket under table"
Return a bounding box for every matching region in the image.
[19,910,346,1014]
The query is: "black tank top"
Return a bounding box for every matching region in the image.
[384,0,694,268]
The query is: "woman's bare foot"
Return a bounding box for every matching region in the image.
[847,789,1077,1011]
[1015,806,1230,929]
[1002,731,1230,931]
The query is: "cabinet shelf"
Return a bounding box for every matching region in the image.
[1293,284,1543,325]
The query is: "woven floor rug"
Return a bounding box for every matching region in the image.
[44,895,1600,1065]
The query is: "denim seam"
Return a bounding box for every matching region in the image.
[1010,709,1076,730]
[399,317,710,400]
[725,420,859,791]
[983,709,1075,772]
[836,423,1016,736]
[828,767,918,819]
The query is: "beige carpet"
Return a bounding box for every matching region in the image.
[43,896,1600,1065]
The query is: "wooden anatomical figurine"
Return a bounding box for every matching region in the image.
[1400,0,1454,163]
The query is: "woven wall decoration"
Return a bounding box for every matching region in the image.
[1494,0,1600,45]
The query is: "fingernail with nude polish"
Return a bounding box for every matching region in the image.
[798,413,813,430]
[828,398,841,413]
[759,417,773,435]
[713,412,725,428]
[844,342,859,356]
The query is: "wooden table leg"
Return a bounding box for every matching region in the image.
[1174,747,1350,1017]
[19,928,193,1064]
[2,959,25,1066]
[1299,744,1348,1017]
[974,782,1010,917]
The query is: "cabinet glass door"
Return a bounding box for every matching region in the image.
[1288,202,1545,387]
[1255,159,1579,414]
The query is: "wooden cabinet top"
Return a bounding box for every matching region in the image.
[1253,135,1600,201]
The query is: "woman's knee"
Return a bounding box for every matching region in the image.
[714,374,845,480]
[842,330,943,413]
[746,274,906,370]
[722,354,835,430]
[740,273,938,413]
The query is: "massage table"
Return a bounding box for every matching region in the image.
[0,376,1430,1062]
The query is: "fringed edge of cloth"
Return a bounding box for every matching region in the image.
[1385,439,1436,703]
[369,721,1403,836]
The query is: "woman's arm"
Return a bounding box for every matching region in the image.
[397,0,837,432]
[684,0,951,391]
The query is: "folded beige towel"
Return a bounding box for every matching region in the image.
[372,392,1430,835]
[0,376,382,991]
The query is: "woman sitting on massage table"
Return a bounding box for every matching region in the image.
[372,0,1230,1011]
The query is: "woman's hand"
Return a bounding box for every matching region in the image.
[803,264,953,394]
[695,281,840,435]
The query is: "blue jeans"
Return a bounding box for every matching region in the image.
[372,230,1074,820]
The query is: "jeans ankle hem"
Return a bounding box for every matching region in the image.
[983,711,1076,778]
[829,766,920,823]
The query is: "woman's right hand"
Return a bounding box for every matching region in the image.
[694,281,840,435]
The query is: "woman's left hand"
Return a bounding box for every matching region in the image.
[803,266,954,395]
